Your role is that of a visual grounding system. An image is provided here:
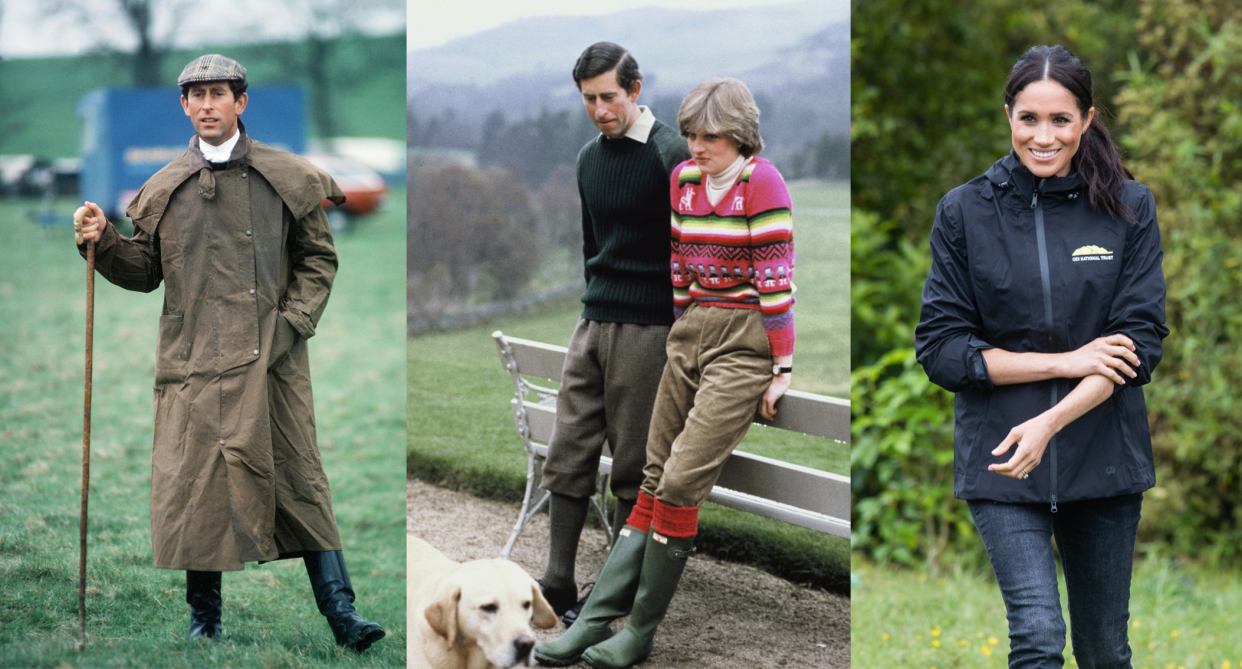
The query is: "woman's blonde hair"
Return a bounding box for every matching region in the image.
[677,78,764,157]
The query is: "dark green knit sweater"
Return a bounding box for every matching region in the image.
[577,118,691,325]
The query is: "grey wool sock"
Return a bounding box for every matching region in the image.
[542,493,590,590]
[612,497,636,544]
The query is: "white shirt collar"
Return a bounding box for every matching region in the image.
[622,106,656,144]
[200,128,241,163]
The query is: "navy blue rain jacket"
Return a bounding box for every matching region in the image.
[915,153,1169,506]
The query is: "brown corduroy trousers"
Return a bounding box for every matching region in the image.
[641,304,773,508]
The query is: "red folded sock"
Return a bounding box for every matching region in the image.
[625,492,656,533]
[653,499,699,538]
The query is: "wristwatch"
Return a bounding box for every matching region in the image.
[772,364,792,376]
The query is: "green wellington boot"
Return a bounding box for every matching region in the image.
[533,525,650,666]
[579,532,694,669]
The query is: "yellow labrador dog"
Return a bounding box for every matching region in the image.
[408,536,558,669]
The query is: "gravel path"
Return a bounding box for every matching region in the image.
[407,479,849,668]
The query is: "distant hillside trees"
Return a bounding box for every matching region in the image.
[409,107,477,149]
[408,161,585,316]
[535,165,584,253]
[790,133,849,180]
[477,109,598,188]
[409,163,540,302]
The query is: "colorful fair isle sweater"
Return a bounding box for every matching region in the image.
[670,157,795,356]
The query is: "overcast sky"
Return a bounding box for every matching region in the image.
[0,0,404,59]
[0,1,836,58]
[407,0,829,51]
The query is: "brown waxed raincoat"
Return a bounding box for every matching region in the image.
[81,126,346,571]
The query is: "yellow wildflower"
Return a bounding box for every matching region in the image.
[989,637,999,646]
[932,640,941,648]
[932,627,941,637]
[981,646,992,657]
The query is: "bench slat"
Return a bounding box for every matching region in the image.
[502,336,849,443]
[496,335,569,383]
[706,489,850,538]
[754,390,850,443]
[523,400,848,521]
[713,450,849,520]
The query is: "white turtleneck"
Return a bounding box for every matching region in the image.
[705,154,750,206]
[200,128,241,163]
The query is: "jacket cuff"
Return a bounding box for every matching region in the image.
[77,219,118,258]
[279,300,317,339]
[967,337,995,390]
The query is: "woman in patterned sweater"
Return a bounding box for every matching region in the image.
[535,78,794,669]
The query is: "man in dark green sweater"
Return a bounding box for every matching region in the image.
[538,41,691,625]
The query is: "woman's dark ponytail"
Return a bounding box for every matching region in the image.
[1075,112,1133,222]
[1004,45,1134,223]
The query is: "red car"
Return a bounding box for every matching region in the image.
[302,152,389,231]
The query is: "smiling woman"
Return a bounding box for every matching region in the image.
[1005,79,1092,179]
[914,44,1168,666]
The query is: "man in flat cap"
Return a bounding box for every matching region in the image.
[74,54,384,651]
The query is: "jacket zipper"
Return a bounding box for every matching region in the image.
[1031,178,1058,513]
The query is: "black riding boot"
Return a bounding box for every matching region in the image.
[186,570,222,640]
[303,550,385,651]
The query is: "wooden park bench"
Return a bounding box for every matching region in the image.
[493,331,850,559]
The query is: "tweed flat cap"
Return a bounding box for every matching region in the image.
[177,54,247,86]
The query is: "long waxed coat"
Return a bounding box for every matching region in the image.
[915,153,1168,508]
[80,126,345,571]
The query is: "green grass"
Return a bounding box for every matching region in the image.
[0,34,405,157]
[408,180,850,592]
[0,193,407,667]
[852,556,1242,667]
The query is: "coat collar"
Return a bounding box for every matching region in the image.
[125,122,344,235]
[984,151,1084,199]
[189,121,250,172]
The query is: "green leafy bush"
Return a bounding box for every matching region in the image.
[1113,0,1242,563]
[850,209,985,567]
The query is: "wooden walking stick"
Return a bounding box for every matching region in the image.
[76,205,95,651]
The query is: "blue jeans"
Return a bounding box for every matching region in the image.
[968,493,1142,669]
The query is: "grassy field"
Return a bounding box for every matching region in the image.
[408,180,850,591]
[852,556,1242,667]
[0,34,405,157]
[0,193,407,667]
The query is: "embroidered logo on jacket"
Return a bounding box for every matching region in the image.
[1071,245,1114,262]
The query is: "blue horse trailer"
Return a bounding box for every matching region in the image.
[77,86,306,219]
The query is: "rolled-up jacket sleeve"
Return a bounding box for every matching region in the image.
[1103,186,1168,386]
[915,197,995,392]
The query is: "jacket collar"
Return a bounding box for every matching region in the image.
[189,121,250,172]
[984,151,1083,199]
